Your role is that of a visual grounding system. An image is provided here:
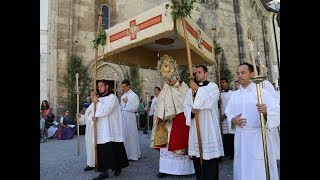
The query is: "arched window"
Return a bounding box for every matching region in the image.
[101,4,110,30]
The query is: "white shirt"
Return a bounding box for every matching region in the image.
[149,96,157,116]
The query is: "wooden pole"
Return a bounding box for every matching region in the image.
[212,28,224,144]
[146,93,150,138]
[93,11,103,172]
[178,0,203,166]
[76,73,80,156]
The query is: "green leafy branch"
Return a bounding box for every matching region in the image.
[92,29,106,49]
[165,0,196,19]
[214,41,223,55]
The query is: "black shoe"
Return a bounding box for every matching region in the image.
[92,172,108,180]
[143,131,148,134]
[84,166,95,171]
[114,169,122,176]
[157,173,169,178]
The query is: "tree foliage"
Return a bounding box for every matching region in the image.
[219,51,234,89]
[166,0,196,19]
[59,54,91,122]
[124,66,143,98]
[180,69,190,85]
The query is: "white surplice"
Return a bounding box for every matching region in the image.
[184,82,224,160]
[120,90,141,160]
[95,93,124,144]
[225,82,280,180]
[80,103,95,167]
[221,90,234,134]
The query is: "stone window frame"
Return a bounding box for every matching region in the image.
[101,4,110,30]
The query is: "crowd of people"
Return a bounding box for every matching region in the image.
[41,58,280,180]
[40,100,76,142]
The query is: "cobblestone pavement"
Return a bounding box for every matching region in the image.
[40,130,234,180]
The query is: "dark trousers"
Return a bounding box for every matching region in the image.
[139,114,147,129]
[97,142,129,172]
[149,115,153,130]
[143,115,153,132]
[223,134,234,159]
[192,157,219,180]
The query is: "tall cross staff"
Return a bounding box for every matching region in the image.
[92,11,103,172]
[75,73,80,156]
[248,39,270,180]
[178,0,203,166]
[212,27,224,143]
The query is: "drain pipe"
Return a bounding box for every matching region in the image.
[233,0,245,64]
[261,16,272,81]
[272,12,280,77]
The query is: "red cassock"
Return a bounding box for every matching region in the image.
[168,112,189,151]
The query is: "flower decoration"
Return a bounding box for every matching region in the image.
[157,54,178,81]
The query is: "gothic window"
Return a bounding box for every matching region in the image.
[101,4,110,30]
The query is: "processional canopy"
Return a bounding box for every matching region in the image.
[102,1,215,68]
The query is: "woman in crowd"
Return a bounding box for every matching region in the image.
[57,110,74,140]
[40,100,50,141]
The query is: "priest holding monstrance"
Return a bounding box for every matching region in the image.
[150,54,194,178]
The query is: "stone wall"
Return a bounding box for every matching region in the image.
[47,0,280,112]
[40,29,48,104]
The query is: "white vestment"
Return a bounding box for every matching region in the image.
[149,96,157,116]
[221,90,234,134]
[184,82,224,160]
[120,90,141,160]
[95,93,124,144]
[81,103,95,167]
[225,82,280,180]
[156,82,194,175]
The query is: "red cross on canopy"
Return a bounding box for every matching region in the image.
[110,15,162,43]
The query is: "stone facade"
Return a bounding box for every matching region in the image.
[40,28,48,103]
[47,0,280,113]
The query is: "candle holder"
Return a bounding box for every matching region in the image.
[251,75,270,180]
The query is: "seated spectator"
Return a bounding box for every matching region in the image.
[57,110,74,140]
[46,108,58,139]
[40,113,45,143]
